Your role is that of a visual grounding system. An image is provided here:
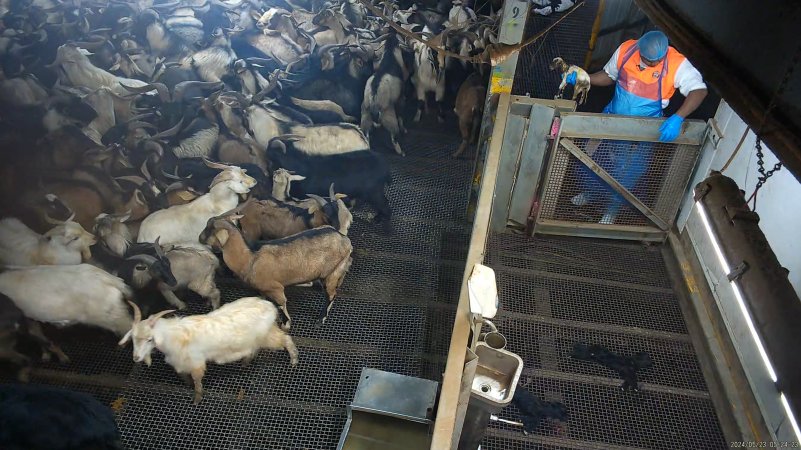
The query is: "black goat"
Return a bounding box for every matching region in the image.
[571,342,653,391]
[1,294,70,380]
[511,388,568,434]
[0,384,123,450]
[268,147,393,223]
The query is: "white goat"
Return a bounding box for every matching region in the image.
[0,217,96,266]
[550,57,590,105]
[137,161,256,244]
[0,264,134,335]
[119,297,298,404]
[49,44,150,96]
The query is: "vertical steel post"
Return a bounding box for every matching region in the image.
[467,0,530,218]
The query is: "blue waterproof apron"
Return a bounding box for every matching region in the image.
[577,43,668,219]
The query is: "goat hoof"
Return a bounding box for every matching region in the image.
[57,354,71,364]
[290,358,299,367]
[41,352,51,362]
[193,393,203,405]
[281,321,291,331]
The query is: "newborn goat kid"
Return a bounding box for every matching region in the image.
[550,57,590,105]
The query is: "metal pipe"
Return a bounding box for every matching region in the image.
[583,0,605,69]
[693,171,801,429]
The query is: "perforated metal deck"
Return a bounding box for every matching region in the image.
[481,233,728,450]
[0,128,471,449]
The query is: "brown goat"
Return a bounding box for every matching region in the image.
[452,73,486,158]
[237,193,351,244]
[200,217,352,328]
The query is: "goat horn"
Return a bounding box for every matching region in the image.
[148,308,176,322]
[203,158,232,170]
[307,194,327,207]
[153,237,166,258]
[127,121,158,131]
[128,300,142,323]
[151,0,181,9]
[173,81,223,102]
[151,118,184,139]
[161,169,183,180]
[116,175,148,185]
[329,183,335,201]
[140,159,153,180]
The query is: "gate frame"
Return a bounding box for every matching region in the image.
[534,112,708,242]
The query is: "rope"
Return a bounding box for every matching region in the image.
[719,126,749,173]
[356,0,584,66]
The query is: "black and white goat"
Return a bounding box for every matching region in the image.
[361,30,411,156]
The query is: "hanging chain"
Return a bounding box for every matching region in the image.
[746,40,801,209]
[746,138,782,210]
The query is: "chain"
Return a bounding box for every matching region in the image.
[746,138,782,210]
[746,39,801,210]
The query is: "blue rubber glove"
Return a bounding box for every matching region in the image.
[565,72,577,85]
[659,114,684,142]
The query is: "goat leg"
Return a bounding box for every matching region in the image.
[25,320,70,364]
[191,366,206,405]
[265,287,292,330]
[160,289,188,310]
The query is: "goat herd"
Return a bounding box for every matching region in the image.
[0,0,500,445]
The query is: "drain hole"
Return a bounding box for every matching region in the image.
[480,384,490,393]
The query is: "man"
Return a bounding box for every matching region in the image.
[565,30,707,224]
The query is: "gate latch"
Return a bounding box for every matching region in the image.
[727,261,750,281]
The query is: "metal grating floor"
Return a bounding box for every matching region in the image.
[0,127,471,449]
[512,0,601,98]
[481,233,728,450]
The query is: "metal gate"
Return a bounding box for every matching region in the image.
[535,113,707,240]
[487,96,708,241]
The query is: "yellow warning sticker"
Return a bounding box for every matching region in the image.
[491,75,512,94]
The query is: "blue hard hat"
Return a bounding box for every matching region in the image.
[638,30,668,61]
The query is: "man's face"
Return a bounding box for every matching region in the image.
[640,55,662,68]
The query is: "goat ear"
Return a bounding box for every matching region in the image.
[290,174,306,181]
[118,329,133,346]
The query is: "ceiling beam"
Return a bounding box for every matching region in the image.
[635,0,801,183]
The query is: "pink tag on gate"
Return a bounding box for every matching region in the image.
[549,117,561,139]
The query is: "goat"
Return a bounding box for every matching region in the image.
[189,27,238,83]
[200,216,352,328]
[452,72,487,158]
[119,298,298,404]
[137,160,256,244]
[267,146,393,222]
[0,264,134,336]
[361,30,410,156]
[1,294,70,381]
[0,216,96,266]
[93,212,134,258]
[550,57,590,105]
[237,186,352,242]
[48,44,150,97]
[411,28,447,123]
[95,214,221,310]
[0,384,123,450]
[512,388,569,434]
[127,242,222,310]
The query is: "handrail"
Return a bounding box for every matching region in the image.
[430,93,512,449]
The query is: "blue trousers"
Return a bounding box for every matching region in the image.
[576,139,653,217]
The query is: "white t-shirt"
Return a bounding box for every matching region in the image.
[603,45,707,108]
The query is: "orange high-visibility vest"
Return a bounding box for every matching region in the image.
[616,39,686,103]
